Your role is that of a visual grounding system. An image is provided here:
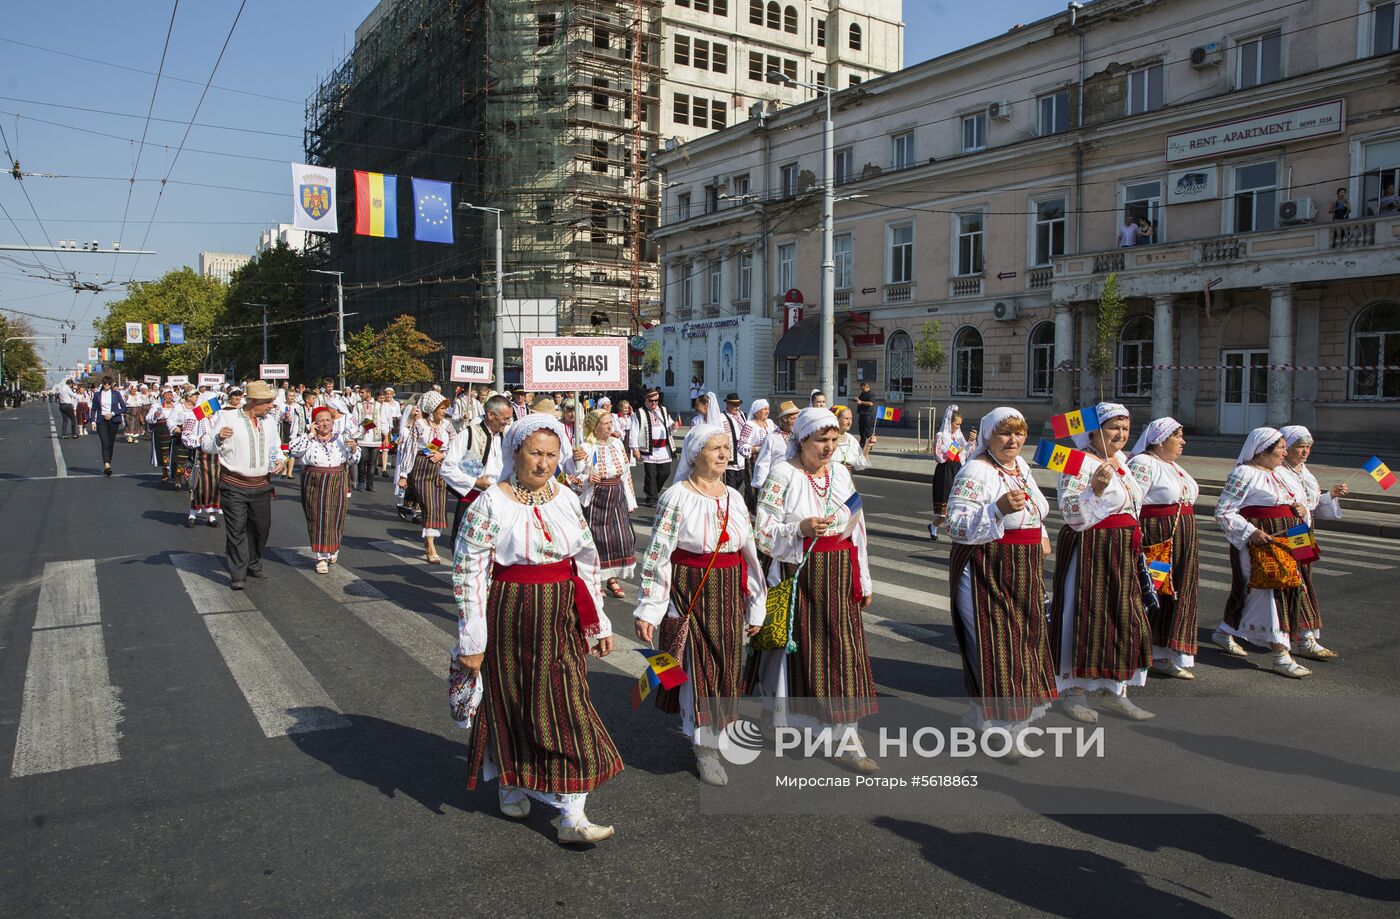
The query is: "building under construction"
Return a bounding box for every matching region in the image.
[303,0,662,383]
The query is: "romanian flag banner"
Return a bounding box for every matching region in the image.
[876,405,902,423]
[192,396,222,421]
[1282,523,1321,564]
[147,323,165,345]
[631,649,688,708]
[1363,456,1396,490]
[1032,440,1087,475]
[354,170,399,238]
[1049,405,1102,439]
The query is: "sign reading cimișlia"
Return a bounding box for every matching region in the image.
[1166,99,1343,163]
[449,355,494,384]
[522,337,629,391]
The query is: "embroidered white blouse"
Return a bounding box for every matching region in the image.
[756,460,871,597]
[451,485,609,656]
[1215,464,1305,549]
[832,432,869,471]
[634,483,766,627]
[288,431,361,467]
[400,418,455,476]
[946,455,1050,545]
[1127,454,1201,507]
[1058,450,1143,532]
[1278,464,1341,525]
[577,438,637,511]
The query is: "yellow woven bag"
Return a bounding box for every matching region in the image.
[752,546,814,654]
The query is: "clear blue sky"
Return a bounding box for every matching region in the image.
[1,0,1067,379]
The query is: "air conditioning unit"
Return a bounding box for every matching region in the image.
[1189,42,1223,68]
[992,301,1020,321]
[987,100,1013,120]
[1278,197,1317,225]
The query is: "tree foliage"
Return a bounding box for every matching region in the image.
[914,320,946,399]
[345,314,442,385]
[91,268,226,379]
[0,316,44,388]
[220,242,311,379]
[1090,273,1126,401]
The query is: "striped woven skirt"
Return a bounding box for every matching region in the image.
[748,538,878,724]
[1221,513,1317,643]
[410,459,448,532]
[465,574,623,794]
[301,465,349,556]
[1050,525,1152,683]
[152,426,173,469]
[1297,564,1323,636]
[1140,510,1199,656]
[587,479,636,579]
[949,535,1057,722]
[654,551,747,729]
[189,450,222,513]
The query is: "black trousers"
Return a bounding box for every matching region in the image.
[449,490,473,549]
[357,449,376,491]
[96,418,120,464]
[724,468,747,493]
[59,403,76,437]
[642,460,672,501]
[858,414,875,448]
[220,481,273,581]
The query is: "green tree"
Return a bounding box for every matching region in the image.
[92,267,227,379]
[642,340,661,377]
[1089,273,1126,401]
[0,316,44,387]
[914,320,946,401]
[220,241,310,379]
[345,314,442,385]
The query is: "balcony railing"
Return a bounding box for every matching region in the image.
[1092,252,1125,273]
[1331,219,1378,249]
[1027,266,1053,290]
[883,282,914,304]
[834,290,851,308]
[949,275,983,298]
[1200,237,1246,263]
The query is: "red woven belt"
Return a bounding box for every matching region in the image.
[1241,505,1296,520]
[491,560,601,640]
[1091,512,1142,551]
[997,527,1042,545]
[1140,503,1189,518]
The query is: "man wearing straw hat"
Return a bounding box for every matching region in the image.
[203,380,288,591]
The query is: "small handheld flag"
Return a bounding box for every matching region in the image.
[876,405,902,423]
[1147,560,1172,591]
[1282,523,1321,564]
[1049,405,1101,440]
[361,417,378,432]
[1363,456,1396,491]
[944,443,962,462]
[1032,440,1087,475]
[192,396,222,421]
[840,490,864,538]
[631,649,688,708]
[422,436,445,456]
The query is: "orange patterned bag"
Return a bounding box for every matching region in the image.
[1248,537,1302,590]
[1143,539,1174,596]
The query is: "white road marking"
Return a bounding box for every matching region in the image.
[11,561,121,777]
[48,408,66,478]
[170,552,255,615]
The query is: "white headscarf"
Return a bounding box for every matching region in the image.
[748,398,769,416]
[419,391,447,415]
[809,388,824,407]
[968,407,1024,463]
[1236,426,1284,465]
[786,407,839,459]
[674,423,728,483]
[939,404,960,440]
[1279,425,1312,447]
[693,391,721,424]
[1129,416,1182,458]
[1072,402,1129,450]
[500,415,569,483]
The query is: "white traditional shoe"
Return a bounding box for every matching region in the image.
[1098,694,1156,721]
[695,746,729,786]
[1212,631,1248,657]
[1151,660,1196,680]
[329,553,339,566]
[1062,695,1098,723]
[498,793,530,820]
[1271,655,1312,678]
[1292,639,1337,661]
[315,559,329,574]
[836,751,880,773]
[553,818,614,845]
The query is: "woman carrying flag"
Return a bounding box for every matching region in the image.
[147,388,178,483]
[945,407,1056,743]
[182,392,224,528]
[929,405,971,541]
[578,408,638,598]
[1211,428,1316,678]
[1051,402,1154,722]
[1127,418,1202,680]
[753,407,877,773]
[289,405,361,573]
[633,423,766,786]
[398,391,455,563]
[453,415,620,845]
[1278,425,1346,662]
[831,406,871,472]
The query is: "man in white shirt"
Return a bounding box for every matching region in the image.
[57,379,78,437]
[636,387,677,506]
[203,380,287,590]
[441,394,511,546]
[719,393,749,493]
[1116,213,1140,248]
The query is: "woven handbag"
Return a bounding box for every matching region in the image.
[752,542,815,654]
[1248,537,1302,590]
[1142,539,1174,596]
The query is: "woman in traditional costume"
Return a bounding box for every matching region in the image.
[147,389,177,482]
[1051,402,1154,722]
[753,407,877,772]
[929,405,971,541]
[945,407,1056,739]
[289,405,360,573]
[634,423,765,786]
[1210,428,1317,678]
[831,406,870,473]
[578,408,638,598]
[1278,425,1345,662]
[182,396,223,528]
[453,415,621,845]
[398,392,455,563]
[1127,417,1202,680]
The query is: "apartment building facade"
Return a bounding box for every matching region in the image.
[648,0,1400,442]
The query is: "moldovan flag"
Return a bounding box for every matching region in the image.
[354,171,398,238]
[1049,405,1101,439]
[840,490,865,538]
[1033,440,1087,475]
[1363,456,1396,490]
[631,649,687,708]
[192,396,222,421]
[876,405,902,422]
[291,162,338,233]
[147,323,165,344]
[1147,560,1172,591]
[1282,523,1320,565]
[125,322,143,344]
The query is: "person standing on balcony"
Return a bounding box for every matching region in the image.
[1330,187,1350,221]
[1379,181,1399,216]
[1117,213,1139,248]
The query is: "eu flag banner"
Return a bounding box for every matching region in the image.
[1363,456,1396,490]
[1032,440,1087,475]
[412,177,454,244]
[167,324,185,345]
[114,349,124,362]
[1049,405,1102,439]
[354,170,399,238]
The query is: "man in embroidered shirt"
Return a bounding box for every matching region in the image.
[203,380,287,590]
[637,387,677,507]
[720,393,748,492]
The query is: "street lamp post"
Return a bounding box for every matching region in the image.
[309,270,346,389]
[241,303,270,364]
[459,203,506,393]
[769,72,835,402]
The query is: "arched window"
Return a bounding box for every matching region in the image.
[783,5,798,33]
[1027,321,1055,397]
[749,0,763,25]
[1116,315,1154,398]
[886,329,914,397]
[953,326,984,396]
[1351,301,1400,400]
[766,1,780,29]
[849,23,863,51]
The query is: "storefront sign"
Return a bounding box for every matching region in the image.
[522,336,629,391]
[1167,166,1218,202]
[1166,99,1343,163]
[449,355,494,383]
[259,363,290,380]
[784,305,804,332]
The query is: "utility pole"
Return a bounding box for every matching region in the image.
[310,270,346,389]
[459,203,506,393]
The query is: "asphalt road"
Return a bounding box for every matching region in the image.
[2,402,1398,918]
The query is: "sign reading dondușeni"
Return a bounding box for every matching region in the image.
[522,337,629,391]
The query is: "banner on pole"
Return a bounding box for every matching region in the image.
[291,162,338,233]
[143,374,161,385]
[198,373,226,388]
[167,324,185,345]
[125,322,143,344]
[166,375,190,387]
[259,363,290,380]
[449,355,494,383]
[522,337,629,391]
[87,348,99,361]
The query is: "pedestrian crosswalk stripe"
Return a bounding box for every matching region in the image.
[170,552,255,615]
[11,560,122,778]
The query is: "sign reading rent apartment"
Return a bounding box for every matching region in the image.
[198,373,226,388]
[1166,99,1343,163]
[522,337,629,391]
[449,355,494,384]
[259,363,290,380]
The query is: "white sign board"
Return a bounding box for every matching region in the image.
[259,363,290,380]
[522,337,629,391]
[1167,166,1218,203]
[198,373,226,388]
[450,355,494,383]
[143,374,161,385]
[1166,99,1343,163]
[166,375,190,387]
